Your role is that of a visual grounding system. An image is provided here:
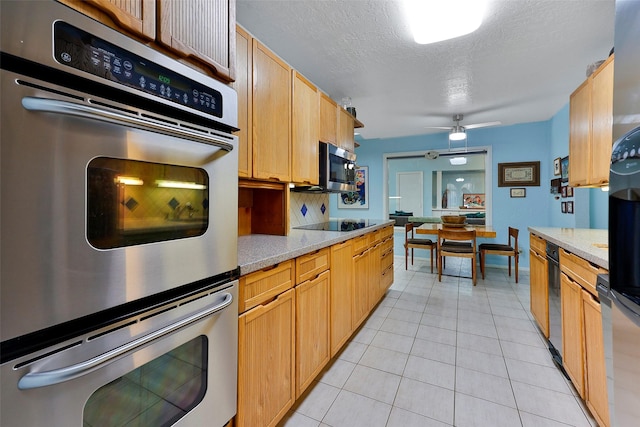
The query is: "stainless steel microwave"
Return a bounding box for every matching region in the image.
[291,143,357,193]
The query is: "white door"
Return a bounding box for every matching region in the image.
[397,171,423,216]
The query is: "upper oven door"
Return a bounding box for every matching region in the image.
[0,69,239,342]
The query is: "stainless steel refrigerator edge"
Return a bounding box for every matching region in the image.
[600,1,640,426]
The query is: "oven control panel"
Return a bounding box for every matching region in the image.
[53,21,223,118]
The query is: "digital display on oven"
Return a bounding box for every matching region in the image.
[53,21,223,118]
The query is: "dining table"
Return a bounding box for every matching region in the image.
[415,223,497,238]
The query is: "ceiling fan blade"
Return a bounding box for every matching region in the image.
[464,121,502,130]
[423,126,453,130]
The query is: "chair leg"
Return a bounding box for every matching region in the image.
[430,247,434,273]
[472,256,476,286]
[438,254,442,282]
[515,253,519,283]
[480,250,485,279]
[405,246,410,269]
[411,248,414,266]
[508,256,512,277]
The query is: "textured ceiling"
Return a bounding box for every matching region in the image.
[236,0,615,141]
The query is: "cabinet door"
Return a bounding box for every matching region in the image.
[337,107,355,153]
[234,26,252,178]
[319,93,338,145]
[295,270,330,398]
[157,0,235,81]
[368,242,382,311]
[237,289,295,427]
[529,248,550,337]
[582,290,610,427]
[569,79,591,187]
[330,241,353,356]
[561,273,585,397]
[58,0,156,40]
[252,40,292,181]
[590,57,614,186]
[291,71,319,185]
[352,248,371,330]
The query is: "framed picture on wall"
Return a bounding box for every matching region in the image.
[567,186,574,197]
[560,156,569,183]
[497,161,541,187]
[554,157,561,176]
[567,201,574,214]
[510,188,526,198]
[561,186,567,198]
[338,166,368,209]
[561,202,567,213]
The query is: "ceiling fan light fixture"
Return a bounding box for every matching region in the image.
[449,126,466,141]
[403,0,487,44]
[450,157,468,166]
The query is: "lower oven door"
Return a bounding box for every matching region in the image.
[0,281,238,427]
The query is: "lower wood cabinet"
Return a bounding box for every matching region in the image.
[368,240,382,311]
[295,269,330,398]
[330,240,354,356]
[582,289,610,427]
[561,272,585,397]
[237,289,295,427]
[352,247,371,330]
[530,246,549,337]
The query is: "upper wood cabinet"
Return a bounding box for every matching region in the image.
[319,92,338,146]
[234,26,252,178]
[252,39,292,182]
[569,55,614,187]
[156,0,235,81]
[59,0,236,82]
[338,107,355,153]
[291,71,319,185]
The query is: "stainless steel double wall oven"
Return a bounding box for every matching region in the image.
[1,2,239,426]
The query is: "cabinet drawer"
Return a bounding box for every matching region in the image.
[381,237,394,255]
[239,260,294,313]
[381,250,393,270]
[296,248,330,284]
[382,225,394,240]
[560,248,607,297]
[352,234,371,255]
[381,264,394,289]
[530,233,546,256]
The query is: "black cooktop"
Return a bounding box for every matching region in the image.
[294,219,377,232]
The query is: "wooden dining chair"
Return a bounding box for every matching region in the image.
[404,223,437,273]
[479,227,519,282]
[437,229,477,285]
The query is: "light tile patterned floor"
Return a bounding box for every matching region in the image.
[277,256,598,427]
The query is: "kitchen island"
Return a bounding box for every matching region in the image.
[527,227,608,268]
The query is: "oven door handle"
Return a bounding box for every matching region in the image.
[21,96,234,152]
[17,292,234,390]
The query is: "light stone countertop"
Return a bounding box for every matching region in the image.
[527,227,608,270]
[238,220,395,275]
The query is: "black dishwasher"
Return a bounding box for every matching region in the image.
[546,242,564,369]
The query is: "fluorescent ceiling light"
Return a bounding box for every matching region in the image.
[456,177,465,182]
[156,180,206,190]
[403,0,488,44]
[450,157,468,165]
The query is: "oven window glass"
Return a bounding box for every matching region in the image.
[87,157,209,249]
[83,336,208,426]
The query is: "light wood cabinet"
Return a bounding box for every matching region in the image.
[380,232,394,295]
[561,272,585,397]
[529,233,549,337]
[337,107,355,152]
[582,289,610,427]
[368,240,382,311]
[330,240,354,356]
[291,71,319,185]
[58,0,156,40]
[60,0,235,82]
[252,39,291,182]
[157,0,236,81]
[238,260,294,313]
[237,288,295,427]
[234,26,252,178]
[319,92,338,145]
[352,247,371,330]
[295,269,330,398]
[569,55,614,187]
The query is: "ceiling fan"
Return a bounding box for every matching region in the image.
[425,114,501,141]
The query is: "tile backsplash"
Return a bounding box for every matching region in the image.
[289,191,330,228]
